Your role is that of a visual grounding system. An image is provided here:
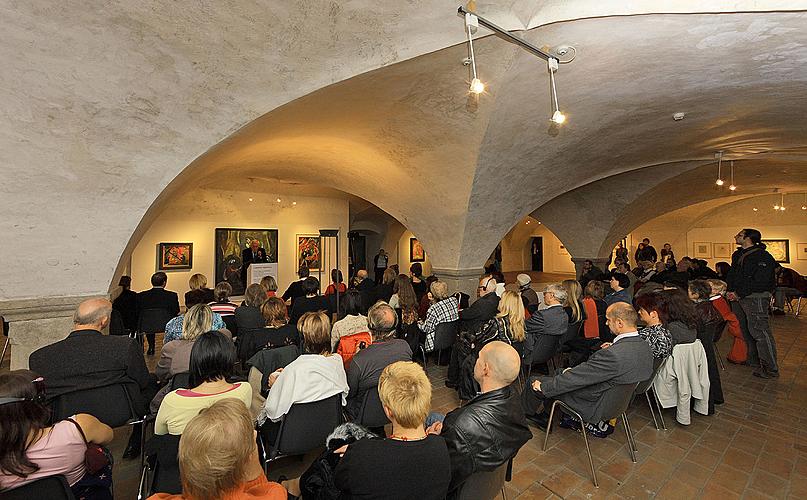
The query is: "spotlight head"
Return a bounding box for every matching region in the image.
[551,110,566,124]
[729,184,737,191]
[715,179,724,186]
[802,205,806,211]
[753,208,758,212]
[774,205,780,210]
[781,206,786,211]
[469,78,485,94]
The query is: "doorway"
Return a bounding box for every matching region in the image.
[348,232,367,279]
[531,237,543,272]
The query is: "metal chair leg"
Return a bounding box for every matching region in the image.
[500,486,507,500]
[622,413,637,462]
[713,343,726,371]
[797,297,802,316]
[579,416,598,487]
[651,388,667,430]
[644,391,659,430]
[542,400,557,452]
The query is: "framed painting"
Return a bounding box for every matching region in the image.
[215,228,278,295]
[797,243,807,261]
[410,237,425,262]
[762,239,790,263]
[712,243,733,259]
[693,242,712,258]
[297,234,322,271]
[158,242,193,270]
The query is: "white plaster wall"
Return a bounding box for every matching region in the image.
[500,219,575,273]
[130,190,349,305]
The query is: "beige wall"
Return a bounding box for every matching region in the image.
[500,218,575,274]
[130,189,349,306]
[396,230,433,277]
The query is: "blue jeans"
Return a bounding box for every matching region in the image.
[739,293,778,372]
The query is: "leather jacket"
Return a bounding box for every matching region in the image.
[441,385,532,493]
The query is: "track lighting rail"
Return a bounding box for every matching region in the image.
[457,6,556,62]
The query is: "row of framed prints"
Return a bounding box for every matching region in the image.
[692,239,804,263]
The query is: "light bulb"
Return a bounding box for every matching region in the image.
[469,78,485,94]
[276,198,281,203]
[292,201,297,206]
[802,205,806,210]
[753,208,758,212]
[774,205,780,210]
[248,197,253,202]
[551,110,566,124]
[729,185,736,191]
[715,179,724,186]
[781,206,786,211]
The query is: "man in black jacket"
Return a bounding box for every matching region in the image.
[240,238,269,287]
[726,228,778,378]
[282,266,310,308]
[428,341,532,494]
[136,272,180,355]
[30,298,157,458]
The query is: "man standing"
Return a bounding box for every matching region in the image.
[427,341,532,495]
[241,238,268,287]
[726,228,779,378]
[136,272,180,355]
[523,303,653,436]
[636,238,658,263]
[30,298,157,458]
[373,249,388,285]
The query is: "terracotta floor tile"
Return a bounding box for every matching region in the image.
[509,462,543,494]
[515,483,555,499]
[720,446,758,473]
[749,470,789,498]
[757,452,794,480]
[615,475,663,498]
[674,460,713,489]
[599,455,637,483]
[707,463,749,494]
[701,481,742,500]
[539,466,586,498]
[648,442,688,466]
[685,444,723,470]
[787,473,807,497]
[742,488,777,500]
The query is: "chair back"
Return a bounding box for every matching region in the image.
[271,393,343,457]
[634,358,666,395]
[222,314,238,337]
[599,382,640,421]
[529,334,561,365]
[247,345,300,393]
[138,308,173,334]
[144,433,182,495]
[454,461,508,500]
[169,372,191,390]
[108,308,127,336]
[711,319,728,343]
[433,320,459,351]
[3,475,75,500]
[560,320,583,349]
[357,385,389,428]
[51,383,139,427]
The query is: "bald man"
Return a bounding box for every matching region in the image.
[428,342,532,494]
[522,303,653,436]
[30,298,157,458]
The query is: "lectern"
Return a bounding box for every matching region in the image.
[247,263,278,287]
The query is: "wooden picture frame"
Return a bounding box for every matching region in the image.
[712,243,733,259]
[410,237,425,262]
[158,242,193,270]
[762,239,790,263]
[693,242,712,258]
[797,243,807,261]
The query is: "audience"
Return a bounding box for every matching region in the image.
[523,284,568,362]
[660,243,675,264]
[517,273,540,313]
[208,281,238,316]
[523,303,653,437]
[325,269,348,296]
[582,281,608,340]
[164,302,229,344]
[238,297,300,362]
[289,276,332,325]
[334,361,450,500]
[137,272,181,355]
[331,290,369,350]
[388,274,410,310]
[260,275,279,298]
[636,238,658,262]
[346,302,412,420]
[378,268,397,303]
[235,284,267,332]
[149,399,287,500]
[689,280,725,414]
[29,298,156,459]
[155,331,250,436]
[258,311,348,441]
[772,263,807,314]
[492,290,526,356]
[409,263,428,301]
[715,261,730,280]
[633,293,674,359]
[428,342,531,495]
[281,266,310,307]
[397,279,424,353]
[418,275,440,319]
[561,279,585,323]
[0,370,115,498]
[579,259,605,289]
[420,281,460,353]
[615,262,638,298]
[353,269,378,312]
[184,273,215,308]
[112,275,138,334]
[156,304,217,384]
[658,289,699,346]
[706,279,747,364]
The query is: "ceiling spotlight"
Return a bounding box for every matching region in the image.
[276,198,281,203]
[802,206,806,211]
[729,185,736,191]
[537,221,542,224]
[551,110,566,125]
[470,77,485,94]
[292,201,297,206]
[672,112,686,121]
[548,58,566,125]
[774,204,780,210]
[777,192,785,211]
[781,206,786,211]
[464,13,485,95]
[525,220,530,224]
[248,197,253,202]
[753,208,758,212]
[728,161,736,191]
[714,152,724,186]
[716,179,724,186]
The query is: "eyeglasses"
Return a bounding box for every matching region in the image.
[478,278,494,291]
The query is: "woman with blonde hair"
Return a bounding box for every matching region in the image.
[494,290,526,356]
[260,275,278,298]
[157,304,228,383]
[184,273,214,306]
[561,279,585,324]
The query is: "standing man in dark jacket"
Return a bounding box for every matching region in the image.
[726,228,778,378]
[372,249,388,285]
[136,272,180,355]
[240,238,268,288]
[427,341,531,494]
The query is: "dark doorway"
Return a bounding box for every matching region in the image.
[348,232,367,279]
[531,237,543,272]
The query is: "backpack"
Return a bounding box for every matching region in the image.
[336,332,372,369]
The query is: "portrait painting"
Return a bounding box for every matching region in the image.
[215,228,278,295]
[762,239,789,263]
[712,243,733,259]
[297,235,322,271]
[410,238,425,262]
[158,242,193,270]
[693,242,712,259]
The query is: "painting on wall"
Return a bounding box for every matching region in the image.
[158,243,193,270]
[410,238,425,262]
[712,243,734,259]
[297,235,322,271]
[762,239,789,263]
[215,228,279,295]
[797,243,807,261]
[693,242,712,258]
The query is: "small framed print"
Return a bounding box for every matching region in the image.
[297,235,322,271]
[712,243,733,259]
[158,242,193,270]
[797,243,807,261]
[410,238,425,262]
[693,242,712,259]
[762,239,789,263]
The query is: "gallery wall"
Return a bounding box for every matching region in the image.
[500,218,575,274]
[130,188,350,307]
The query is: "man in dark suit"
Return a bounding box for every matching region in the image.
[523,302,653,435]
[241,238,269,287]
[523,283,569,362]
[281,266,310,308]
[354,269,378,314]
[30,298,158,458]
[136,272,180,355]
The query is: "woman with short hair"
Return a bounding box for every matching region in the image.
[324,269,347,296]
[209,282,238,316]
[689,280,725,413]
[156,304,218,383]
[260,275,278,298]
[706,279,747,364]
[238,297,300,362]
[633,293,674,359]
[184,273,214,306]
[155,331,251,435]
[235,284,268,332]
[331,290,368,350]
[0,370,114,498]
[289,277,332,325]
[334,361,450,499]
[419,281,459,353]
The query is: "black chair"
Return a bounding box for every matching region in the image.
[356,385,389,430]
[108,308,127,336]
[711,319,728,371]
[525,334,561,380]
[137,308,173,347]
[560,320,584,350]
[543,383,640,487]
[138,433,182,500]
[221,314,238,338]
[4,475,75,500]
[633,358,667,430]
[169,372,191,390]
[257,393,343,473]
[431,320,459,365]
[454,460,511,500]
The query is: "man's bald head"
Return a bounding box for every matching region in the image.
[605,302,638,335]
[73,298,113,329]
[475,341,521,389]
[357,269,368,280]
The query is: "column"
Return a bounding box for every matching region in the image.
[431,267,485,302]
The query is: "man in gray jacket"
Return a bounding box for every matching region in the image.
[523,302,653,436]
[523,283,569,362]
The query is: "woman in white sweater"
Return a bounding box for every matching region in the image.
[331,290,369,350]
[258,311,349,439]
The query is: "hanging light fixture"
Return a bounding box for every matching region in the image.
[715,152,724,186]
[548,58,566,124]
[464,13,484,95]
[780,192,786,211]
[801,193,806,210]
[728,161,736,191]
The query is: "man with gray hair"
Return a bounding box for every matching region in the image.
[30,298,157,458]
[345,301,412,420]
[523,284,569,363]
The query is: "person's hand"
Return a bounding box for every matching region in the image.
[267,368,283,388]
[600,342,613,349]
[531,379,542,392]
[333,444,348,456]
[726,292,738,301]
[425,421,443,435]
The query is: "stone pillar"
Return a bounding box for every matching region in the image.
[3,295,97,369]
[431,267,485,302]
[571,257,611,279]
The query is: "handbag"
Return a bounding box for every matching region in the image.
[66,418,112,474]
